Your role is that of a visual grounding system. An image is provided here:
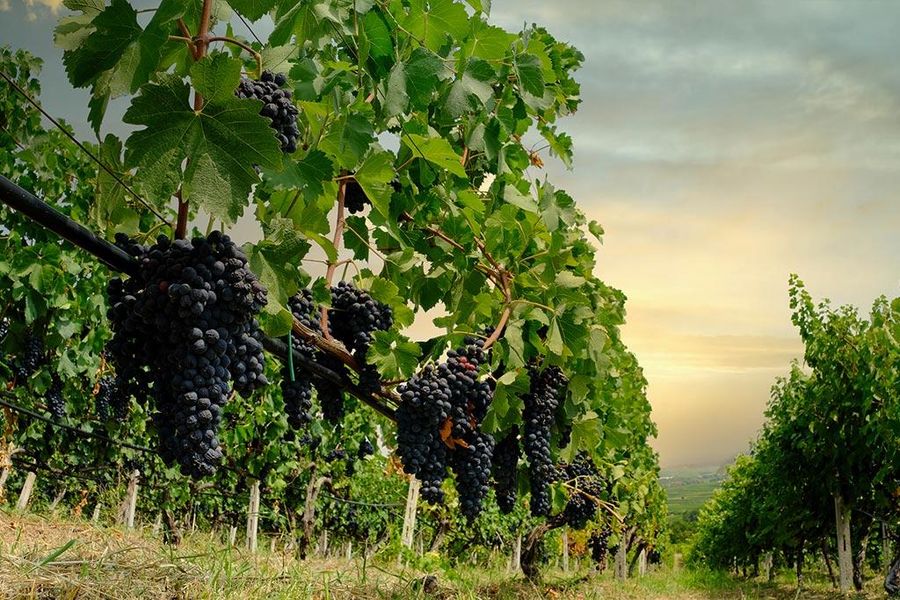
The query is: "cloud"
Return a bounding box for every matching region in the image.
[0,0,10,12]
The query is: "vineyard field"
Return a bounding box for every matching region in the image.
[0,513,887,600]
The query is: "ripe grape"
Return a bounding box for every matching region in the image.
[14,331,45,380]
[491,427,519,514]
[523,364,568,517]
[106,232,268,478]
[396,340,495,517]
[344,179,369,214]
[281,289,320,427]
[588,526,612,570]
[358,438,374,458]
[46,375,64,419]
[560,453,603,529]
[235,71,300,153]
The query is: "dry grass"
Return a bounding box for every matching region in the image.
[0,511,890,599]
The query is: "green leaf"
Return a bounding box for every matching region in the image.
[244,217,310,307]
[344,215,369,260]
[383,62,409,117]
[402,134,467,178]
[124,75,283,225]
[62,0,140,89]
[353,150,395,218]
[407,48,446,108]
[403,0,470,52]
[190,53,243,103]
[368,331,421,379]
[502,184,539,213]
[461,20,513,61]
[226,0,277,21]
[515,53,544,97]
[320,112,376,169]
[446,58,494,117]
[92,134,140,235]
[362,10,393,58]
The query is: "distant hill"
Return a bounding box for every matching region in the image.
[660,464,727,517]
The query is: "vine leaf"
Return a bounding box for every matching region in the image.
[402,0,469,52]
[402,134,467,178]
[515,53,545,97]
[368,331,421,380]
[353,150,395,218]
[58,0,186,132]
[92,134,140,236]
[190,54,243,103]
[460,20,513,61]
[225,0,278,22]
[123,73,283,224]
[245,217,309,309]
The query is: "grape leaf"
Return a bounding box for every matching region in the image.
[403,0,470,52]
[190,54,242,103]
[226,0,277,21]
[123,74,283,225]
[368,331,421,379]
[353,150,395,218]
[515,53,544,97]
[461,20,513,61]
[402,134,467,178]
[245,217,310,307]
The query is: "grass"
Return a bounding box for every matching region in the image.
[0,510,888,599]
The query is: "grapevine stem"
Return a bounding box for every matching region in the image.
[205,35,263,75]
[173,0,212,240]
[321,179,348,340]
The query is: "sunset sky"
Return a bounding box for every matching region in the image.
[2,0,898,466]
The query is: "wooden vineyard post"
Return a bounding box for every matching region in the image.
[92,504,101,522]
[510,535,522,573]
[615,532,629,580]
[228,525,238,547]
[16,471,36,511]
[561,528,569,572]
[638,548,647,577]
[121,469,140,528]
[246,480,260,553]
[834,493,852,593]
[401,476,420,551]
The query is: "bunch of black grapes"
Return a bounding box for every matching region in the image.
[491,426,519,513]
[0,318,8,342]
[94,375,129,421]
[396,338,495,519]
[317,281,393,418]
[560,452,604,529]
[522,364,568,516]
[235,71,300,153]
[46,375,64,419]
[343,179,368,214]
[105,232,268,478]
[281,289,320,427]
[358,438,374,458]
[13,330,45,380]
[588,526,612,570]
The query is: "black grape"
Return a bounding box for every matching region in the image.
[281,289,320,428]
[235,71,300,153]
[491,427,519,514]
[522,364,567,517]
[589,526,612,570]
[14,330,45,380]
[46,375,64,419]
[344,179,369,214]
[560,452,603,529]
[396,340,494,518]
[106,232,267,479]
[358,437,374,458]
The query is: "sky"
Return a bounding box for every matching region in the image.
[2,0,899,467]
